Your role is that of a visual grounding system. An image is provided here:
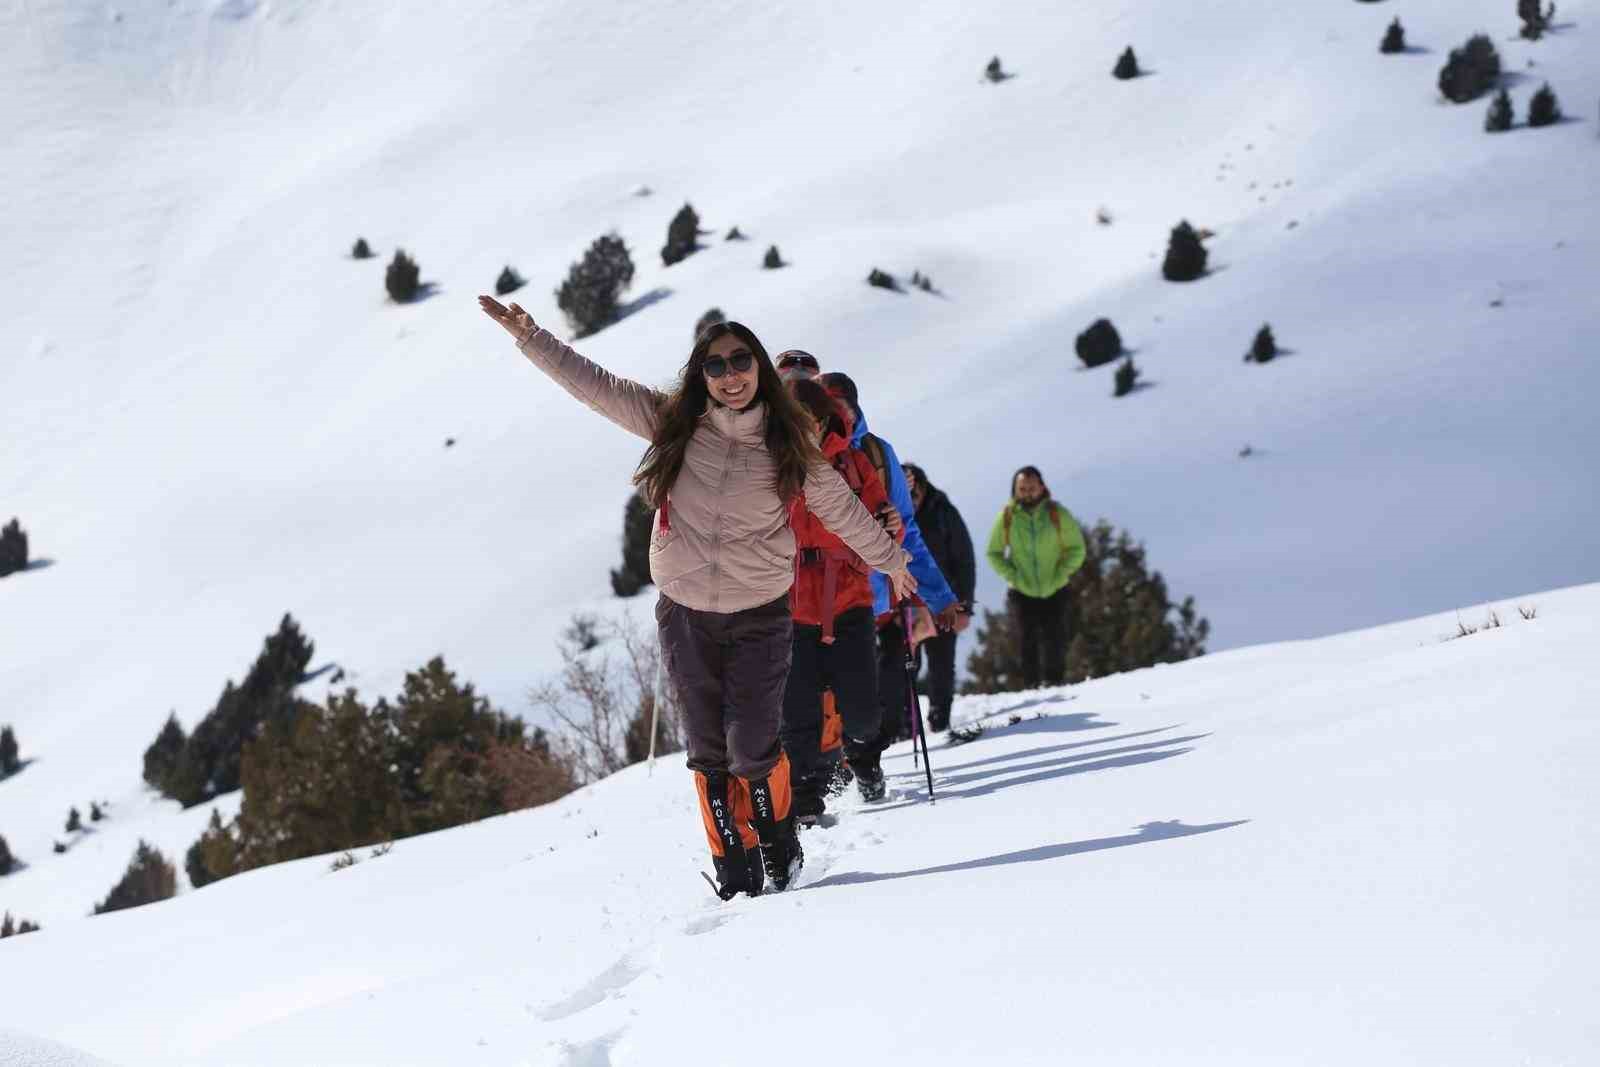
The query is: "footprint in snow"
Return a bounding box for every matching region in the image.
[535,957,646,1022]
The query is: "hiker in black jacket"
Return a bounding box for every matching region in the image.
[902,463,974,731]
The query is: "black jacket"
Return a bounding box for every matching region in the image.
[914,482,976,605]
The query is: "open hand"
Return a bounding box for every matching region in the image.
[888,563,917,603]
[478,295,540,343]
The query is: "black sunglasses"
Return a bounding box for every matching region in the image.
[777,353,819,370]
[703,353,755,378]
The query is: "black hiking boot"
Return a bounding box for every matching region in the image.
[709,847,765,901]
[928,708,950,732]
[852,751,887,802]
[825,758,855,796]
[748,772,804,891]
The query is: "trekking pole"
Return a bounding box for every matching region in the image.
[899,601,936,802]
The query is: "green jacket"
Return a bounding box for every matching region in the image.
[986,498,1086,599]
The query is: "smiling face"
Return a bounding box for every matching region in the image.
[703,333,759,410]
[1013,471,1046,507]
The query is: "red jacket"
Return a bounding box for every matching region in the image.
[788,431,900,637]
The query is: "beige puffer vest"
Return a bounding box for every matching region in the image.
[517,327,907,614]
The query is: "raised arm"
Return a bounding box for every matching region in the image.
[479,296,662,441]
[804,456,915,598]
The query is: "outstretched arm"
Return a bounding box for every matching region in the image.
[479,296,662,441]
[806,457,917,602]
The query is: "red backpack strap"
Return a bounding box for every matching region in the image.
[659,495,671,533]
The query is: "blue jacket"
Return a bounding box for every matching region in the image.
[850,407,957,615]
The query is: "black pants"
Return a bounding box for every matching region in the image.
[1009,586,1070,689]
[915,630,958,729]
[657,593,792,779]
[781,607,880,806]
[869,616,913,753]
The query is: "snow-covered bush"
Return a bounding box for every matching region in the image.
[385,249,420,302]
[1114,357,1140,397]
[1438,34,1501,104]
[1245,324,1279,363]
[1380,19,1407,54]
[495,265,525,296]
[93,841,176,915]
[1075,318,1124,368]
[351,237,374,259]
[1162,220,1208,281]
[763,245,785,269]
[1113,47,1140,80]
[1518,0,1555,41]
[1528,83,1562,126]
[556,233,635,338]
[0,518,28,577]
[611,491,653,597]
[0,725,18,776]
[661,203,701,266]
[1485,89,1514,132]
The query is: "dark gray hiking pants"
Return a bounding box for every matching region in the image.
[656,593,793,779]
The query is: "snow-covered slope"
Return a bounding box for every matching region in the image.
[4,584,1598,1065]
[2,0,1598,1051]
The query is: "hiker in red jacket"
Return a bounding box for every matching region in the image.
[781,378,904,824]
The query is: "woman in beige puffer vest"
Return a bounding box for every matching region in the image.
[480,297,913,899]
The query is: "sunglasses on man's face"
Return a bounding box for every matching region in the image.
[777,353,819,371]
[703,352,755,378]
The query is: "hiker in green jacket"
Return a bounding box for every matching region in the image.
[985,466,1087,688]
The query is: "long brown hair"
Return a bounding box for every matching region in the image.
[633,321,821,507]
[788,377,849,441]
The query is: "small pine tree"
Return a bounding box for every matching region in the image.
[52,840,66,854]
[0,725,18,776]
[1380,19,1407,54]
[93,840,177,915]
[1075,319,1124,368]
[90,801,104,822]
[0,913,12,937]
[725,226,746,241]
[867,268,899,290]
[495,266,525,296]
[1485,88,1514,132]
[961,608,1024,694]
[763,245,785,269]
[610,492,654,597]
[556,233,636,338]
[385,249,420,302]
[17,918,40,935]
[1518,0,1556,40]
[1246,324,1279,363]
[186,808,239,889]
[142,712,186,792]
[1113,47,1140,80]
[1114,358,1140,397]
[1162,220,1209,281]
[1438,34,1501,104]
[351,238,373,259]
[0,833,14,875]
[66,806,81,833]
[0,519,28,577]
[695,308,726,341]
[985,56,1006,82]
[1528,82,1562,126]
[662,203,701,266]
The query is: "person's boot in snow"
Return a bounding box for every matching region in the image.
[928,708,950,732]
[826,755,855,796]
[745,755,804,890]
[697,771,765,900]
[851,749,887,802]
[792,770,826,829]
